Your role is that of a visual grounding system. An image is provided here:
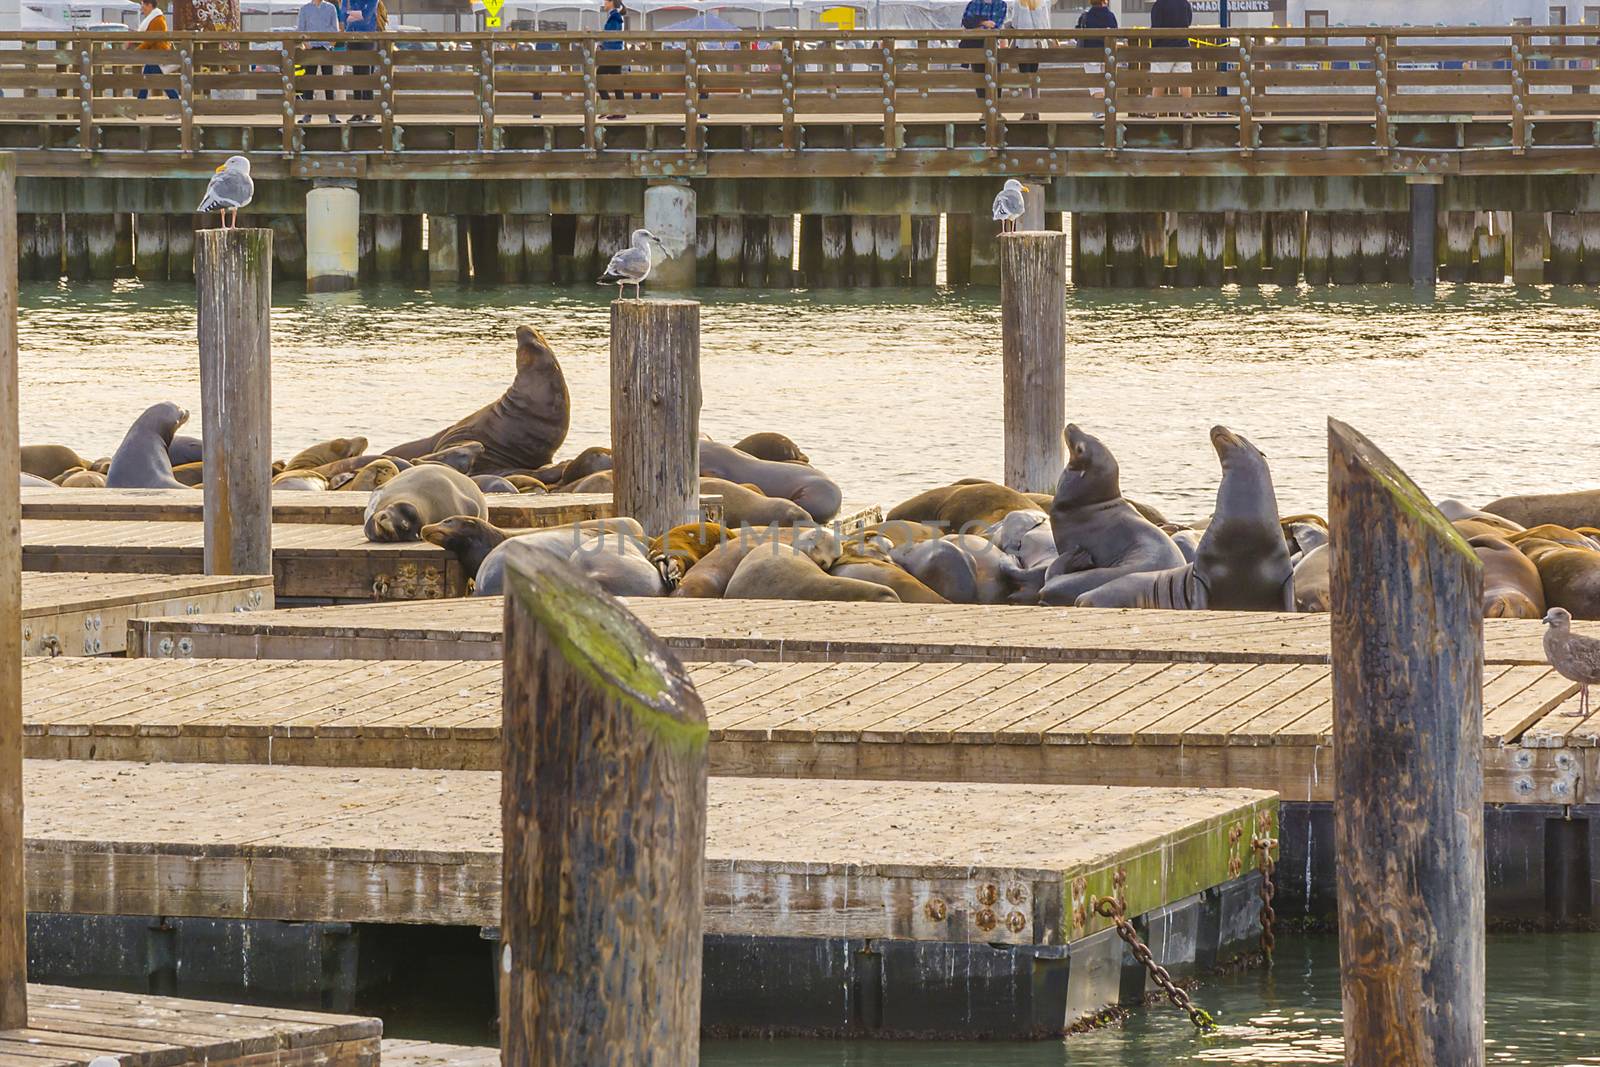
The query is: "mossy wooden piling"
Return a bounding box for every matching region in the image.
[1268,211,1302,286]
[1328,419,1485,1066]
[1000,231,1066,495]
[1071,212,1106,288]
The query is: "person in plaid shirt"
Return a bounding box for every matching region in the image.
[960,0,1007,98]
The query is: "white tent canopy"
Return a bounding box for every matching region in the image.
[475,0,984,31]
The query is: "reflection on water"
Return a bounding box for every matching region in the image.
[703,934,1600,1066]
[19,278,1600,518]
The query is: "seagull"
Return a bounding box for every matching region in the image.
[598,228,669,300]
[197,155,253,230]
[1543,606,1600,717]
[993,178,1029,233]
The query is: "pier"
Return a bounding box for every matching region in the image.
[21,572,271,655]
[22,487,616,526]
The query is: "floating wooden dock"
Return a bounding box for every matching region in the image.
[21,572,272,656]
[19,658,1586,806]
[22,487,616,528]
[384,1043,497,1067]
[21,759,1273,1036]
[0,985,378,1067]
[126,597,1576,667]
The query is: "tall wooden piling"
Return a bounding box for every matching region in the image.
[1174,213,1203,287]
[1138,213,1166,287]
[427,214,463,284]
[84,213,116,279]
[34,212,60,281]
[135,214,168,281]
[714,216,743,287]
[196,228,273,577]
[848,215,875,287]
[1581,213,1600,285]
[999,232,1067,494]
[1474,223,1505,283]
[798,215,823,286]
[62,214,89,280]
[491,215,523,284]
[572,215,600,284]
[1511,212,1546,285]
[910,214,938,286]
[610,299,700,533]
[1549,212,1581,284]
[1328,418,1484,1067]
[1441,210,1474,283]
[1232,212,1264,285]
[1407,183,1439,285]
[269,215,307,280]
[873,215,903,286]
[498,539,707,1066]
[1268,212,1303,286]
[0,155,26,1033]
[523,215,554,284]
[767,215,794,288]
[15,214,37,282]
[818,215,850,287]
[1109,214,1140,288]
[1071,213,1106,288]
[1329,212,1361,284]
[114,212,133,274]
[1384,212,1411,285]
[1358,213,1387,284]
[741,216,770,288]
[969,217,1000,286]
[166,215,195,282]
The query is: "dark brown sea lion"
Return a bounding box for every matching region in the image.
[734,432,810,464]
[170,461,205,487]
[701,477,809,528]
[421,515,510,585]
[21,444,90,481]
[415,442,485,475]
[106,402,191,490]
[1471,534,1545,619]
[1517,538,1600,620]
[1438,500,1524,536]
[1292,544,1330,612]
[167,435,204,467]
[552,447,613,488]
[1482,490,1600,532]
[830,554,947,603]
[364,464,488,543]
[336,459,400,492]
[566,470,615,494]
[854,520,944,550]
[886,480,1037,533]
[284,437,368,472]
[312,454,413,481]
[889,538,980,604]
[1509,524,1600,551]
[386,325,570,473]
[473,475,520,494]
[506,476,547,493]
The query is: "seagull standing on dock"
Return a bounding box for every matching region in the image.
[993,178,1029,233]
[1543,606,1600,717]
[598,228,669,300]
[197,155,254,230]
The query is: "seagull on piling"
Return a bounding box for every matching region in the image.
[1543,606,1600,717]
[993,178,1029,233]
[197,155,254,230]
[598,228,669,300]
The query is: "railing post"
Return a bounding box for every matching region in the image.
[74,35,93,156]
[1102,35,1118,155]
[999,231,1067,493]
[610,299,701,533]
[476,38,496,151]
[582,39,598,154]
[983,31,1002,151]
[780,38,797,152]
[196,228,274,577]
[498,541,707,1065]
[684,41,701,153]
[379,40,396,153]
[279,39,297,155]
[1511,31,1529,155]
[1374,34,1391,154]
[1238,34,1255,154]
[881,36,898,153]
[178,40,194,156]
[0,154,26,1034]
[1328,418,1485,1067]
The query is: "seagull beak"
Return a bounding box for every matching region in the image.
[1021,184,1031,191]
[214,163,226,173]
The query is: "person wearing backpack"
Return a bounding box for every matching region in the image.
[959,0,1007,99]
[344,0,379,117]
[1150,0,1193,106]
[1075,0,1115,100]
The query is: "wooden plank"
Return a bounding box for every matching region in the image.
[21,488,617,527]
[20,758,1274,947]
[19,571,272,656]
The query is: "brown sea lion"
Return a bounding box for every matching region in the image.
[415,441,485,475]
[364,464,487,543]
[422,515,510,586]
[171,461,205,487]
[726,542,897,602]
[648,522,731,586]
[676,527,840,598]
[271,468,330,490]
[1509,524,1600,551]
[337,459,401,493]
[1517,538,1600,620]
[1438,500,1524,536]
[1481,490,1600,532]
[733,432,809,464]
[566,470,615,494]
[386,325,570,473]
[552,446,614,488]
[701,477,809,528]
[887,480,1037,533]
[700,440,841,523]
[167,435,203,467]
[1471,534,1545,619]
[473,518,647,596]
[1292,544,1330,612]
[506,475,547,493]
[284,437,368,472]
[313,454,413,481]
[59,469,107,489]
[21,444,90,481]
[830,554,947,603]
[854,520,944,550]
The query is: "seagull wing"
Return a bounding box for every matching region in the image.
[198,170,254,213]
[598,247,650,283]
[993,189,1023,221]
[1555,630,1600,684]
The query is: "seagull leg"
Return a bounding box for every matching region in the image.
[1570,683,1591,718]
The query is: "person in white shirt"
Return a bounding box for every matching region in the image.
[1008,0,1050,120]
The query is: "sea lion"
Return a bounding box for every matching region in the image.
[474,475,520,494]
[567,538,665,598]
[1481,490,1600,532]
[363,464,487,543]
[284,437,368,472]
[830,554,948,603]
[507,476,547,494]
[565,471,615,494]
[648,522,731,586]
[855,520,944,550]
[887,480,1038,533]
[1037,425,1186,606]
[21,444,91,481]
[701,477,810,529]
[989,509,1056,568]
[941,534,1038,604]
[312,454,413,481]
[675,527,840,598]
[1078,427,1295,612]
[168,435,204,467]
[105,402,190,490]
[1517,538,1600,620]
[386,325,570,473]
[551,446,613,488]
[271,469,329,491]
[19,473,54,488]
[415,442,485,475]
[337,459,401,493]
[726,542,897,602]
[170,462,205,487]
[1510,524,1600,551]
[1171,528,1201,562]
[1471,534,1545,619]
[700,440,841,523]
[733,432,809,464]
[889,538,980,605]
[473,519,647,596]
[1285,521,1329,558]
[1292,544,1330,612]
[422,516,510,584]
[1438,500,1524,536]
[59,469,107,489]
[50,467,85,485]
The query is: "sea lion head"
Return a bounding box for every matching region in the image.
[1053,424,1120,508]
[421,515,502,552]
[561,446,613,486]
[792,527,841,569]
[515,325,556,371]
[417,441,485,474]
[141,402,189,444]
[990,509,1049,556]
[366,501,424,542]
[1210,425,1268,471]
[1545,606,1573,630]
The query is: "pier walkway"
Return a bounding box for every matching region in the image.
[21,571,271,656]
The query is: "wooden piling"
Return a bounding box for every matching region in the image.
[134,214,168,282]
[166,215,195,282]
[83,213,116,278]
[427,214,463,284]
[610,299,701,534]
[196,228,273,577]
[1358,213,1387,284]
[1385,211,1411,285]
[34,212,60,281]
[1329,212,1361,284]
[1174,213,1202,287]
[945,214,972,287]
[969,216,1000,286]
[359,214,377,281]
[767,215,793,287]
[910,214,938,286]
[798,215,823,286]
[1580,212,1600,285]
[114,212,133,274]
[1328,418,1484,1067]
[1511,212,1546,285]
[818,215,851,288]
[62,214,89,280]
[1232,211,1265,285]
[498,539,707,1065]
[1137,212,1165,287]
[489,214,522,284]
[1071,212,1107,288]
[270,215,306,280]
[0,155,25,1032]
[1474,225,1505,283]
[873,215,903,286]
[714,216,743,287]
[1109,214,1139,288]
[1268,211,1303,286]
[1441,210,1474,283]
[848,215,875,287]
[523,215,554,284]
[1549,212,1581,284]
[401,214,426,280]
[1000,232,1067,495]
[741,215,770,288]
[15,214,37,282]
[1407,184,1438,285]
[1198,214,1225,287]
[1303,213,1331,285]
[571,215,599,284]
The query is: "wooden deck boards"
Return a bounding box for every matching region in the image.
[20,572,272,656]
[0,985,378,1067]
[20,658,1589,804]
[22,758,1274,946]
[382,1042,498,1067]
[126,596,1579,668]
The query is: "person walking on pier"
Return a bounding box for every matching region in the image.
[134,0,178,102]
[344,0,379,121]
[598,0,628,120]
[295,0,342,124]
[1149,0,1193,111]
[959,0,1007,99]
[1008,0,1049,120]
[1075,0,1115,109]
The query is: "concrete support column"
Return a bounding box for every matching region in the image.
[306,181,359,293]
[1511,212,1547,285]
[644,182,696,289]
[1021,179,1047,232]
[1549,212,1580,284]
[1408,180,1439,286]
[427,213,462,283]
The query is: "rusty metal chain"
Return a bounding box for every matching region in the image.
[1092,895,1217,1033]
[1252,836,1278,964]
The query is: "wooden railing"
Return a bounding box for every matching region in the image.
[2,25,1599,158]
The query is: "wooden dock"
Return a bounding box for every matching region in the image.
[126,597,1579,667]
[384,1042,497,1067]
[19,658,1586,806]
[21,572,272,656]
[0,985,378,1067]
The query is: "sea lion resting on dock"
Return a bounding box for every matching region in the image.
[830,553,948,603]
[19,472,54,488]
[1079,426,1295,612]
[1515,537,1600,620]
[21,444,91,481]
[1481,489,1600,532]
[167,435,203,467]
[105,402,191,490]
[887,480,1039,533]
[1471,534,1546,619]
[726,542,897,602]
[699,440,842,523]
[363,464,487,543]
[676,527,840,598]
[468,518,646,596]
[283,437,368,472]
[733,431,810,464]
[387,325,570,475]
